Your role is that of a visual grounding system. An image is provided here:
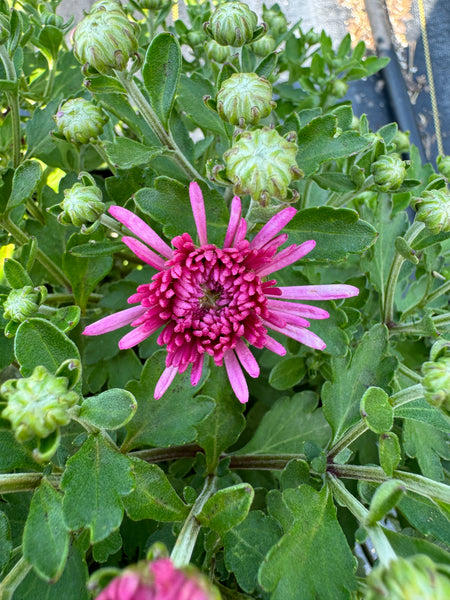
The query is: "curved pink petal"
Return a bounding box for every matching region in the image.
[267,299,330,320]
[233,218,247,246]
[266,321,326,350]
[190,354,205,386]
[224,350,249,403]
[267,284,360,300]
[256,240,316,277]
[267,310,310,328]
[108,205,173,258]
[82,305,147,336]
[118,323,154,349]
[223,196,242,248]
[154,366,178,399]
[189,182,208,246]
[121,236,166,269]
[249,207,297,250]
[235,340,260,378]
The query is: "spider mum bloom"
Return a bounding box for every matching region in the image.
[83,182,359,403]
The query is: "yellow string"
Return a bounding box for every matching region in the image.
[417,0,444,156]
[172,0,179,21]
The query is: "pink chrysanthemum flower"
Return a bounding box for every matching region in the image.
[83,182,358,403]
[96,557,217,600]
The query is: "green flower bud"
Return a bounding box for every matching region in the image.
[437,155,450,179]
[392,130,410,154]
[422,356,450,414]
[186,29,207,47]
[251,34,276,57]
[371,154,407,191]
[205,39,232,62]
[330,79,348,99]
[73,3,139,75]
[415,189,450,234]
[1,365,79,442]
[133,0,169,9]
[262,5,288,37]
[217,73,275,128]
[59,178,105,228]
[204,1,260,47]
[224,127,302,204]
[90,0,124,11]
[3,286,47,323]
[54,98,108,145]
[366,555,450,600]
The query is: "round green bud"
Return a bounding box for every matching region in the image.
[366,555,450,600]
[422,357,450,414]
[1,365,79,442]
[133,0,168,9]
[251,34,276,57]
[437,155,450,179]
[262,6,288,37]
[205,39,232,62]
[73,3,139,75]
[331,79,348,99]
[54,98,108,145]
[3,286,47,323]
[415,189,450,234]
[392,130,410,154]
[371,154,407,191]
[217,73,276,128]
[204,1,259,47]
[224,127,302,203]
[186,29,207,47]
[59,181,105,228]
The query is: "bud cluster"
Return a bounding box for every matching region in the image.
[414,188,450,234]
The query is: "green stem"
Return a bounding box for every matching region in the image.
[0,473,59,494]
[25,200,46,225]
[99,213,126,236]
[45,292,102,304]
[229,453,306,470]
[327,475,397,566]
[426,279,450,305]
[0,45,21,168]
[43,57,56,100]
[397,363,423,383]
[299,178,312,210]
[170,475,217,568]
[0,557,32,600]
[114,70,205,183]
[129,444,201,462]
[383,220,426,325]
[326,176,374,208]
[0,216,71,289]
[390,312,450,336]
[92,142,116,174]
[329,464,450,505]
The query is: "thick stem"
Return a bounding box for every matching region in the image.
[383,220,426,325]
[129,444,201,462]
[0,557,32,600]
[0,45,21,168]
[170,475,217,568]
[426,279,450,306]
[229,453,306,470]
[327,475,397,567]
[43,57,56,100]
[326,176,374,208]
[0,473,58,494]
[397,363,423,383]
[92,142,116,174]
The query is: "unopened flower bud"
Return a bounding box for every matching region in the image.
[224,127,301,203]
[217,73,275,128]
[262,6,288,37]
[59,178,105,228]
[135,0,169,10]
[330,79,348,99]
[371,154,406,191]
[366,555,450,600]
[73,2,139,75]
[204,1,260,47]
[205,39,231,62]
[422,356,450,414]
[1,365,79,442]
[3,286,47,323]
[415,189,450,234]
[437,155,450,179]
[54,98,108,145]
[187,29,207,47]
[251,34,276,56]
[392,130,410,154]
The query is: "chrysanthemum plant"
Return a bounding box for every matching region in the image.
[1,0,450,598]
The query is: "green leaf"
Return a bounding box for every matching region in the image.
[143,33,181,129]
[38,25,63,60]
[284,207,377,262]
[69,240,124,258]
[92,529,122,563]
[61,435,134,543]
[385,529,450,565]
[269,357,306,390]
[25,100,60,160]
[49,305,81,333]
[123,457,189,522]
[134,176,229,247]
[0,425,35,472]
[80,389,137,430]
[122,350,214,451]
[360,386,393,434]
[177,73,227,136]
[3,257,33,288]
[237,392,331,455]
[395,398,450,433]
[223,511,282,594]
[402,419,450,481]
[365,480,405,526]
[305,302,350,357]
[198,483,254,535]
[313,173,356,192]
[102,138,162,169]
[6,160,42,211]
[196,367,245,472]
[259,485,357,600]
[23,480,69,582]
[296,115,371,175]
[379,432,401,477]
[14,318,80,377]
[322,324,397,443]
[0,511,12,570]
[398,491,450,546]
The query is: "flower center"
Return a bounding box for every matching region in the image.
[198,284,223,310]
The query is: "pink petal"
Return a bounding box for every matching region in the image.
[249,207,297,250]
[267,321,327,350]
[154,366,178,399]
[121,236,166,269]
[264,335,287,355]
[224,350,249,403]
[267,299,330,320]
[267,284,360,300]
[82,305,147,336]
[189,182,208,246]
[267,310,310,328]
[118,324,154,349]
[223,196,242,248]
[233,218,247,246]
[191,354,205,386]
[235,340,260,378]
[108,205,173,258]
[255,240,316,276]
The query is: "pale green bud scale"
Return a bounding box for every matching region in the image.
[217,73,275,127]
